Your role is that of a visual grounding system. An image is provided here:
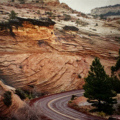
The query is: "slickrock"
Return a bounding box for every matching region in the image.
[0,53,89,93]
[0,81,25,118]
[0,4,119,94]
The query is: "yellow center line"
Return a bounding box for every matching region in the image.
[47,92,84,120]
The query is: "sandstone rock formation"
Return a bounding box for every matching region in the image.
[0,3,119,94]
[0,17,90,93]
[0,53,89,92]
[0,81,25,118]
[0,0,60,4]
[91,4,120,16]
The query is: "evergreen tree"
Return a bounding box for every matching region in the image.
[9,10,17,20]
[111,49,120,75]
[110,49,120,93]
[83,57,116,114]
[75,19,80,26]
[19,0,25,4]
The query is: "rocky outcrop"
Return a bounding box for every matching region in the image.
[0,81,25,118]
[0,1,119,94]
[0,0,60,4]
[0,15,119,93]
[0,17,89,93]
[0,53,88,93]
[91,4,120,16]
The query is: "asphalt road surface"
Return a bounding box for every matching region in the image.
[34,90,105,120]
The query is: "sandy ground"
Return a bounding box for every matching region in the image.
[73,96,92,106]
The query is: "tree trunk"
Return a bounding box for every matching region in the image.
[98,99,101,112]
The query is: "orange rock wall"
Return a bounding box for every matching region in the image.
[13,21,55,41]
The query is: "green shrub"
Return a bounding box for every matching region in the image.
[75,19,88,26]
[15,88,26,100]
[95,23,98,26]
[63,14,71,21]
[37,10,40,14]
[9,10,17,20]
[71,95,77,100]
[45,11,53,17]
[98,111,106,117]
[68,100,72,103]
[3,91,12,107]
[63,26,79,31]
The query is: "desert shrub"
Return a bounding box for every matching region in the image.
[3,91,12,107]
[15,89,26,100]
[71,95,77,100]
[63,26,79,31]
[37,10,40,14]
[9,10,17,20]
[63,14,71,21]
[36,0,39,3]
[10,104,45,120]
[45,11,53,17]
[93,15,98,19]
[52,16,55,20]
[68,100,72,103]
[95,23,98,26]
[76,19,88,26]
[18,0,25,4]
[98,111,106,117]
[40,91,49,96]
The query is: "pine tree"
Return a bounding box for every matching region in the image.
[75,20,80,26]
[9,10,17,20]
[110,49,120,93]
[83,57,117,114]
[111,49,120,75]
[19,0,25,4]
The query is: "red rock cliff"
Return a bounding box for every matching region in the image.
[0,18,89,93]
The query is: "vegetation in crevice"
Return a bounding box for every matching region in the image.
[3,91,12,107]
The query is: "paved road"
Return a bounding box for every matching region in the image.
[34,90,105,120]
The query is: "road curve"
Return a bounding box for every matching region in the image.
[34,90,105,120]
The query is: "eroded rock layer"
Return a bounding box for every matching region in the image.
[0,15,119,93]
[0,53,88,93]
[0,81,25,118]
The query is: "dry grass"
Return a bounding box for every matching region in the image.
[68,101,108,119]
[10,104,50,120]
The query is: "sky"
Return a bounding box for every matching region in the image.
[59,0,120,13]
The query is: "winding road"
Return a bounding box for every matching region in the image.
[34,90,105,120]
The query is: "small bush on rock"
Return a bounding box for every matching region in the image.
[3,91,12,107]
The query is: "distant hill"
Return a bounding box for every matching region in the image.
[91,4,120,16]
